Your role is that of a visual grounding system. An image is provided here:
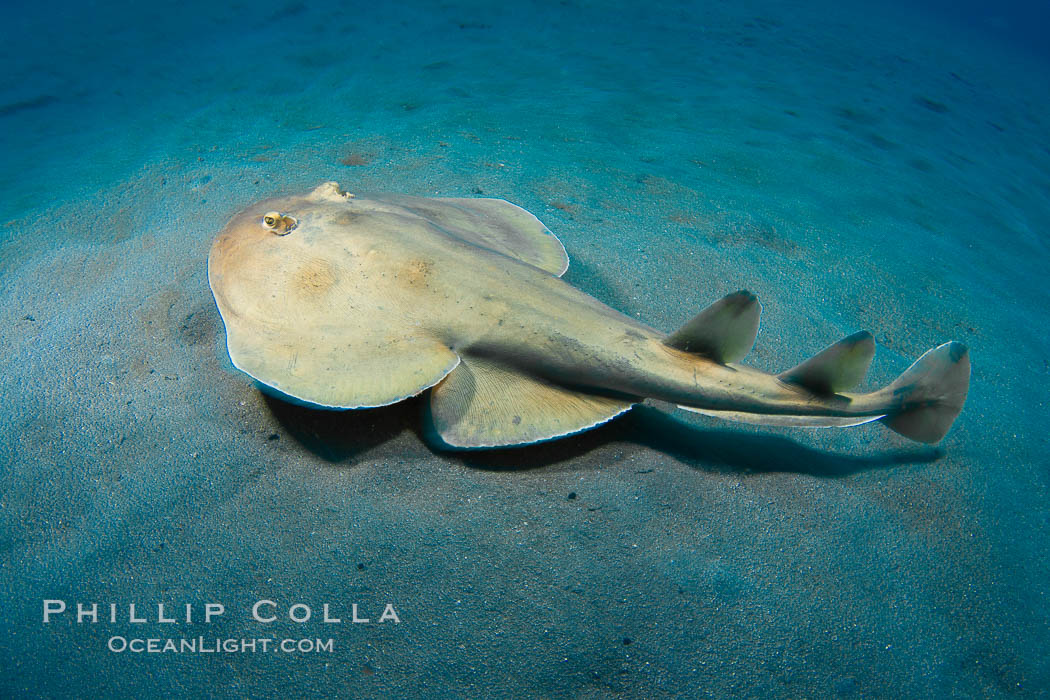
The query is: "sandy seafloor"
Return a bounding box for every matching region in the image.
[1,0,1048,697]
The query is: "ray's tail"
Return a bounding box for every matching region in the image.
[672,291,970,444]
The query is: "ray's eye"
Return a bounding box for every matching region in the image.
[262,211,298,235]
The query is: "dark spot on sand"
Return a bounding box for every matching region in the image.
[833,676,859,695]
[512,415,522,425]
[834,106,879,126]
[864,132,897,150]
[915,95,950,114]
[909,158,934,172]
[622,637,632,646]
[0,94,57,118]
[267,433,279,441]
[472,186,484,194]
[567,492,577,500]
[668,212,701,226]
[551,200,579,216]
[177,307,218,348]
[750,16,783,29]
[267,1,305,22]
[23,314,35,322]
[341,153,371,166]
[706,214,801,257]
[357,563,366,571]
[174,308,213,348]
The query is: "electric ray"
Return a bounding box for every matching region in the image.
[208,181,970,449]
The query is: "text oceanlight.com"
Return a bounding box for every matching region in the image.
[107,637,334,654]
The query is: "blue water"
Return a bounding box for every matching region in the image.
[1,0,1048,697]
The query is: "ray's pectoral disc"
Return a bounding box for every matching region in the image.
[207,181,567,414]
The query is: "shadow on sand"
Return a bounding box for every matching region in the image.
[263,393,422,462]
[265,394,942,477]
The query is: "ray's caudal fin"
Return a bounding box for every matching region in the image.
[671,290,970,443]
[878,341,970,443]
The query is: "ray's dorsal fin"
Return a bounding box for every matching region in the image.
[426,355,634,449]
[664,290,761,364]
[778,331,876,394]
[374,194,570,277]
